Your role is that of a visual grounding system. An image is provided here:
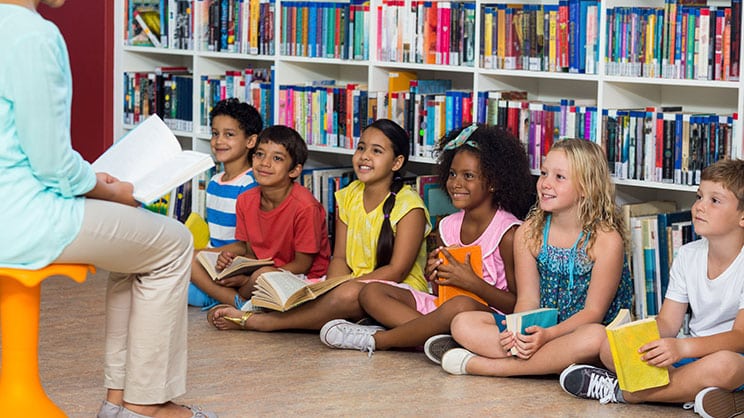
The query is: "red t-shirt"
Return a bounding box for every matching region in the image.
[235,182,330,279]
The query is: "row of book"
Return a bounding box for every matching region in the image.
[125,0,193,49]
[122,68,194,132]
[481,0,599,74]
[198,67,274,134]
[602,108,735,186]
[200,0,276,54]
[622,201,698,319]
[606,0,742,80]
[377,0,476,66]
[280,0,370,60]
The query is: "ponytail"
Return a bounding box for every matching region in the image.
[376,175,404,268]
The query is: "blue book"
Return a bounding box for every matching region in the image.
[643,247,658,316]
[505,308,559,355]
[673,113,683,184]
[307,3,317,57]
[657,210,691,300]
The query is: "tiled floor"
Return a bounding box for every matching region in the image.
[33,271,696,417]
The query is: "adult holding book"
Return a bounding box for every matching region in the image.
[208,119,431,332]
[0,1,215,417]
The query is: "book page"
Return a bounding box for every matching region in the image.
[133,150,214,203]
[256,271,310,304]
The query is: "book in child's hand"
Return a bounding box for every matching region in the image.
[91,114,215,204]
[251,272,355,312]
[605,308,670,392]
[505,308,559,355]
[196,251,273,281]
[435,245,487,307]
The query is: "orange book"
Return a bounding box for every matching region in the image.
[435,245,487,307]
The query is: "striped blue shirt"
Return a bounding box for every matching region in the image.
[205,169,257,247]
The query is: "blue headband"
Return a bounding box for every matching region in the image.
[443,124,479,150]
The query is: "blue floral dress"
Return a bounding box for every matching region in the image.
[537,215,633,324]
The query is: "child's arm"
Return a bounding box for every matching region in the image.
[512,221,542,312]
[356,208,427,283]
[641,306,744,368]
[215,241,252,271]
[327,215,352,278]
[424,236,446,294]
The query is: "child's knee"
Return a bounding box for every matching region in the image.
[358,282,387,306]
[325,282,363,310]
[700,351,744,388]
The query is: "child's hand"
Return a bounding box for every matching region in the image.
[216,251,235,271]
[499,330,516,353]
[639,337,682,368]
[435,248,480,291]
[425,247,443,282]
[218,274,249,288]
[513,326,550,359]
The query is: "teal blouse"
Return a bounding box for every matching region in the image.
[0,5,97,269]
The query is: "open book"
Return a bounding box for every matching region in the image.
[196,251,273,281]
[605,309,670,392]
[251,272,355,312]
[435,245,487,307]
[91,114,214,204]
[505,308,558,355]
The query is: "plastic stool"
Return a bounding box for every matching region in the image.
[0,264,94,417]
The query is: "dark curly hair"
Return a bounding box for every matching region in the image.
[209,97,263,136]
[436,124,535,220]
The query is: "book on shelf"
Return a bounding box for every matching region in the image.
[505,308,558,355]
[251,272,355,312]
[416,175,457,229]
[656,210,692,300]
[435,245,487,307]
[605,309,670,392]
[196,251,274,282]
[91,114,214,204]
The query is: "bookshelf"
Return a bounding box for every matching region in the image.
[114,0,743,210]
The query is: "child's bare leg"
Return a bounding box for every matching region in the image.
[213,281,367,331]
[463,323,607,377]
[621,351,744,404]
[367,294,491,350]
[451,311,506,357]
[358,282,420,327]
[190,256,239,305]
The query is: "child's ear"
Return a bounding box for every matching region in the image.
[246,134,258,149]
[392,155,405,172]
[288,163,303,180]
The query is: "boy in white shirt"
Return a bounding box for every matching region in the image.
[560,158,744,418]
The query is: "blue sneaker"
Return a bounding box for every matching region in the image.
[188,283,219,310]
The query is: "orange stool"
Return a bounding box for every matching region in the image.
[0,264,94,417]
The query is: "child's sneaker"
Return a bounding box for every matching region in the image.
[694,387,744,418]
[319,319,384,356]
[424,334,460,365]
[559,364,622,404]
[441,348,475,375]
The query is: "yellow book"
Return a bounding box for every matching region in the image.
[605,309,670,392]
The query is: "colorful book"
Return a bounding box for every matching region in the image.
[435,245,487,307]
[605,309,670,392]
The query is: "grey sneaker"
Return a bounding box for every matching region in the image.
[694,387,744,418]
[117,405,218,418]
[559,364,621,404]
[424,334,461,365]
[319,319,383,355]
[97,400,121,418]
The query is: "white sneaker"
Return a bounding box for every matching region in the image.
[424,334,460,365]
[319,319,383,356]
[441,348,475,375]
[694,387,744,418]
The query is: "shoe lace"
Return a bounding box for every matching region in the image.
[587,373,618,404]
[338,326,376,357]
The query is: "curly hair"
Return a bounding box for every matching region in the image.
[436,124,535,220]
[524,138,625,253]
[209,97,263,136]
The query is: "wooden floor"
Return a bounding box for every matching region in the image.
[30,270,697,417]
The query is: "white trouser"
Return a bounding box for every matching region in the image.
[56,198,192,404]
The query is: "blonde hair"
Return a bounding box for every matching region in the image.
[525,138,625,253]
